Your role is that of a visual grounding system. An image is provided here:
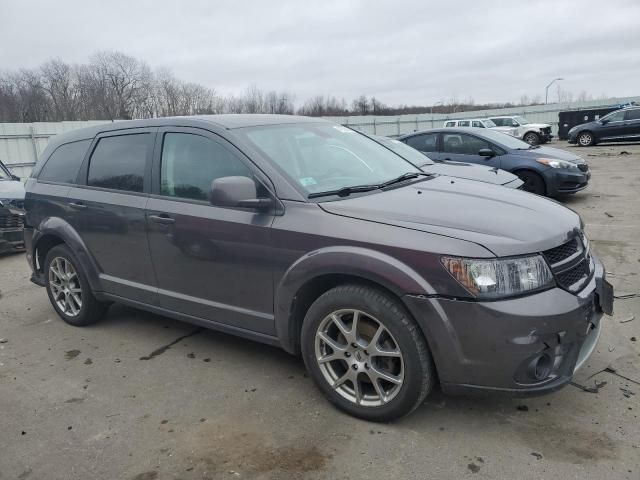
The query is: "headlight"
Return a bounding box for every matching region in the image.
[441,255,554,299]
[536,158,578,170]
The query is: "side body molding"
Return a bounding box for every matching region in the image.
[32,217,103,295]
[274,246,437,353]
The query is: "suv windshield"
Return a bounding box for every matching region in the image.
[0,161,12,180]
[239,124,421,195]
[483,119,497,128]
[513,116,530,125]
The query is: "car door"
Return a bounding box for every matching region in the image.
[598,110,627,140]
[403,132,443,160]
[67,128,157,303]
[145,127,276,334]
[441,132,501,169]
[623,109,640,139]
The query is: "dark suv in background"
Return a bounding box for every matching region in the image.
[24,115,612,421]
[568,106,640,146]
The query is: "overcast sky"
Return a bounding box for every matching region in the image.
[2,0,640,106]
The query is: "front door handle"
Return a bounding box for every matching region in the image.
[68,202,87,210]
[148,214,175,225]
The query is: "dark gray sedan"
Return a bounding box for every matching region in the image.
[399,128,590,196]
[366,134,523,189]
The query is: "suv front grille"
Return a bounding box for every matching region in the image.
[542,235,592,292]
[0,212,24,230]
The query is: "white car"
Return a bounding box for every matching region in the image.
[488,116,553,145]
[443,118,497,129]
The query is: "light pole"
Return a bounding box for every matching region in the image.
[430,100,443,128]
[545,77,564,104]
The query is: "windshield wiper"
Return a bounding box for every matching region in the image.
[307,172,430,199]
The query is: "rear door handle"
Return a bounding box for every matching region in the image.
[68,202,87,210]
[148,214,175,225]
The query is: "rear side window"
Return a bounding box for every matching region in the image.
[88,134,150,192]
[160,133,252,201]
[458,121,470,127]
[38,140,91,184]
[625,109,640,120]
[472,121,484,128]
[405,133,438,152]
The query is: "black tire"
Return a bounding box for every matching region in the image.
[44,244,109,326]
[301,284,435,422]
[577,131,595,147]
[516,170,546,195]
[523,132,540,145]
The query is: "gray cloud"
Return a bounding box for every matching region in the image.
[2,0,639,105]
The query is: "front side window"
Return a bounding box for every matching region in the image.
[603,110,625,122]
[472,121,483,128]
[443,133,490,155]
[160,133,252,201]
[405,133,439,153]
[458,121,470,127]
[38,140,91,184]
[238,124,420,195]
[490,118,506,127]
[88,134,150,192]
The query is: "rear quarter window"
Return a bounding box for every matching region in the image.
[38,140,91,184]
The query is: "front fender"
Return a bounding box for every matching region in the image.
[33,217,103,293]
[274,246,436,353]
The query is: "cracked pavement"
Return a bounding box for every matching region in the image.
[0,141,639,479]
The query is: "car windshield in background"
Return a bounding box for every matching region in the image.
[240,124,421,195]
[483,119,497,128]
[372,136,435,166]
[514,116,530,125]
[476,128,533,149]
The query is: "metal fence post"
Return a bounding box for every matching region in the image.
[29,124,39,162]
[373,118,377,135]
[415,116,419,132]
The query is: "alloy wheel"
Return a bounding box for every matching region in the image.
[314,309,404,407]
[578,133,593,146]
[48,257,82,317]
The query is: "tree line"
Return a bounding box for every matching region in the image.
[0,50,602,123]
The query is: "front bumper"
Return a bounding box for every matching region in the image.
[544,168,590,195]
[403,254,612,396]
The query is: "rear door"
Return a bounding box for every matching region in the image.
[145,127,276,334]
[67,128,157,303]
[623,109,640,139]
[441,132,501,169]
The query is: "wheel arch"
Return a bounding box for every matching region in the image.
[33,217,102,293]
[512,168,547,195]
[274,246,436,355]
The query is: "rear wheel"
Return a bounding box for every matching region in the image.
[45,244,109,326]
[516,170,546,195]
[301,284,435,421]
[523,132,540,145]
[577,131,595,147]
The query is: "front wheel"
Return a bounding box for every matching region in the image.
[523,132,540,145]
[516,170,546,195]
[45,244,109,326]
[301,285,435,421]
[577,131,595,147]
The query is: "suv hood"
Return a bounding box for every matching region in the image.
[319,176,580,257]
[421,161,521,187]
[0,179,25,200]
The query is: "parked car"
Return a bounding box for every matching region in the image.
[24,115,612,421]
[489,116,553,145]
[398,127,590,196]
[366,134,523,189]
[568,106,640,146]
[0,159,25,254]
[444,118,497,129]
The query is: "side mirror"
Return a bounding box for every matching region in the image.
[11,175,20,181]
[209,176,272,211]
[478,148,495,158]
[600,118,609,125]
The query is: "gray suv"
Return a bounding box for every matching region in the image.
[24,115,613,421]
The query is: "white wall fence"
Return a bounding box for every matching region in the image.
[1,96,639,178]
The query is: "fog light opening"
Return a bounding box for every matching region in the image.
[529,354,553,381]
